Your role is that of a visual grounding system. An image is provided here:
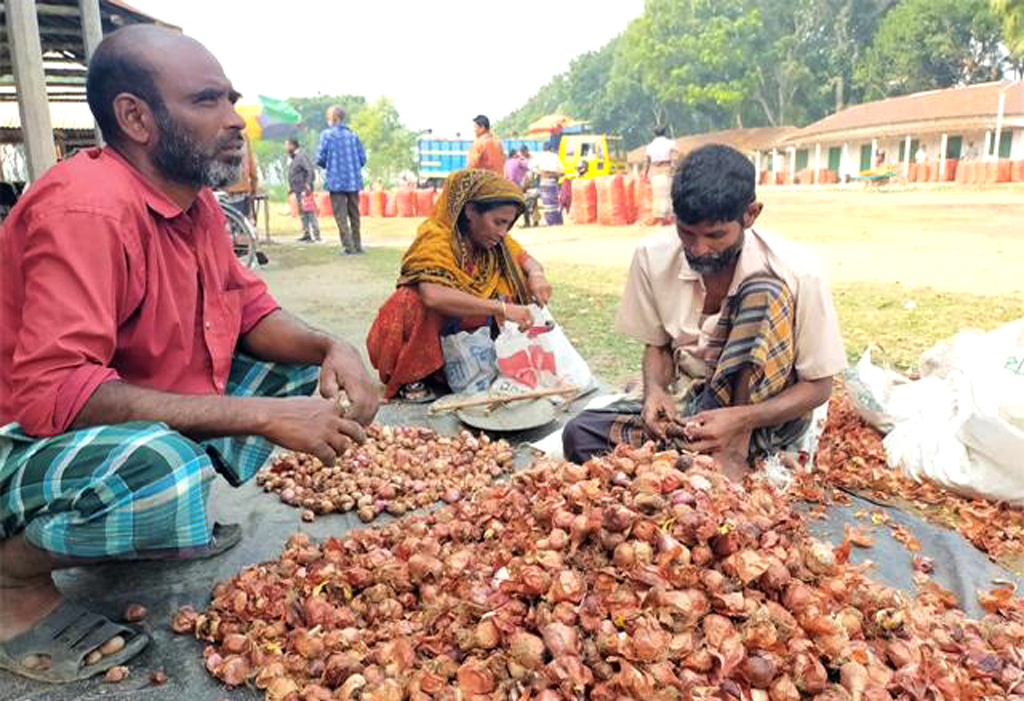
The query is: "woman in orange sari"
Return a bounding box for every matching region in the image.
[366,169,553,401]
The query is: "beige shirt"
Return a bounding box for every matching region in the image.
[615,227,847,381]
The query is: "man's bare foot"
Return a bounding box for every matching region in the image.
[0,573,62,643]
[711,431,753,483]
[0,537,126,672]
[713,450,751,482]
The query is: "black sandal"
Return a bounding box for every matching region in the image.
[0,601,149,683]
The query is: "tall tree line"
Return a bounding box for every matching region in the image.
[498,0,1019,149]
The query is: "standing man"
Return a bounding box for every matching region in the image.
[287,137,320,243]
[645,126,677,225]
[317,106,366,255]
[562,145,845,479]
[0,26,378,682]
[467,115,505,175]
[223,133,259,223]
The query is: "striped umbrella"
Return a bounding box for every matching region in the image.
[236,95,301,140]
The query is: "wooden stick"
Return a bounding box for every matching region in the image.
[429,386,580,414]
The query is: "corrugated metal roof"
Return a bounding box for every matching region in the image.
[780,81,1024,145]
[627,126,800,165]
[0,101,94,131]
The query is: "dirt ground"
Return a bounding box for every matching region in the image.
[262,184,1024,349]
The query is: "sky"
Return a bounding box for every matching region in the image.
[129,0,645,136]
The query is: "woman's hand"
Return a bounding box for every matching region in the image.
[504,304,534,332]
[527,270,553,306]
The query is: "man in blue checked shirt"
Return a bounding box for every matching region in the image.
[317,106,367,255]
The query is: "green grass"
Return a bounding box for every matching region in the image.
[832,282,1024,370]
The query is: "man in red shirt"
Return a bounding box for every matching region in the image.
[0,26,378,682]
[466,114,506,175]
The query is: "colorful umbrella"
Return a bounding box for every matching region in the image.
[527,113,587,135]
[237,95,301,140]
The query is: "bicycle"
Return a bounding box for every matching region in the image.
[215,192,263,268]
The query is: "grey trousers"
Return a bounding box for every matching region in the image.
[329,191,361,252]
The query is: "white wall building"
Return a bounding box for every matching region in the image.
[756,81,1024,184]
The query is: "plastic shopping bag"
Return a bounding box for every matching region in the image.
[441,326,496,394]
[494,306,592,390]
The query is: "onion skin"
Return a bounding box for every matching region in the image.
[184,442,1024,701]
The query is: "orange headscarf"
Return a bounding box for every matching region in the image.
[397,169,530,304]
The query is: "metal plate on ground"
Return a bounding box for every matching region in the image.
[456,396,557,432]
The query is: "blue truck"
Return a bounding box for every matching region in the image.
[417,126,625,184]
[417,137,548,183]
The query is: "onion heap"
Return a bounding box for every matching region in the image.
[180,443,1024,700]
[256,425,515,523]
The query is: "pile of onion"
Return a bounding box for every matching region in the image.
[256,425,515,522]
[180,442,1024,700]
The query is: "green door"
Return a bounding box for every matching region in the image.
[795,149,809,170]
[898,139,919,162]
[997,130,1013,159]
[828,146,842,171]
[945,135,962,159]
[860,144,872,171]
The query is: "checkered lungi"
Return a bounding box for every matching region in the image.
[564,275,809,463]
[0,354,318,559]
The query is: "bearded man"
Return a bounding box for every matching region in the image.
[562,144,846,478]
[0,26,378,681]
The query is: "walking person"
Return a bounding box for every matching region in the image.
[287,137,320,242]
[317,106,366,255]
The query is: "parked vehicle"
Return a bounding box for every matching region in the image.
[417,125,625,185]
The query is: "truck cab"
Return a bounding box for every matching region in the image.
[560,134,626,178]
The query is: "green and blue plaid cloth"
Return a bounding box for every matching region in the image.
[0,354,318,558]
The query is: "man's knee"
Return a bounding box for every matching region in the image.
[21,425,216,557]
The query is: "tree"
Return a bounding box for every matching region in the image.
[993,0,1024,49]
[349,97,417,186]
[993,0,1024,76]
[854,0,1004,99]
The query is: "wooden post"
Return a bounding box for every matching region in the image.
[903,136,911,176]
[78,0,104,146]
[7,0,57,180]
[939,133,948,180]
[814,143,821,184]
[984,131,992,161]
[788,147,795,183]
[993,90,1006,162]
[842,142,849,181]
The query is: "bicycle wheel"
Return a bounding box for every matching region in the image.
[221,203,258,268]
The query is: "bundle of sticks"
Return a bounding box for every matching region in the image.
[428,385,582,415]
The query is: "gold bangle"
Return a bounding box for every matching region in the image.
[501,300,507,321]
